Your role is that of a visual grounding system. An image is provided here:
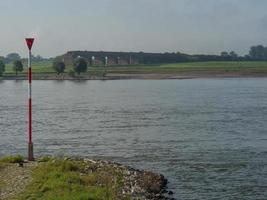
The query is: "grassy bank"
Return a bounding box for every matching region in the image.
[0,156,170,200]
[3,61,267,77]
[0,156,127,200]
[17,159,126,200]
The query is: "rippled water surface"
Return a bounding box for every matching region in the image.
[0,79,267,199]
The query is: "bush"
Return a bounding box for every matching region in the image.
[0,60,5,76]
[38,156,52,162]
[52,61,65,75]
[0,155,24,163]
[61,160,79,172]
[73,58,87,75]
[13,60,23,76]
[68,69,75,77]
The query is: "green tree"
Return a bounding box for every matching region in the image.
[264,47,267,59]
[52,61,65,75]
[221,51,229,57]
[13,60,23,76]
[249,45,265,60]
[73,58,87,75]
[0,60,5,76]
[220,51,230,60]
[6,53,21,63]
[229,51,238,60]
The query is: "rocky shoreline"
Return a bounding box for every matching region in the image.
[0,157,175,200]
[80,158,175,200]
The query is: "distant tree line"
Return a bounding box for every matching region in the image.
[0,53,51,64]
[0,53,54,77]
[248,45,267,60]
[143,45,267,63]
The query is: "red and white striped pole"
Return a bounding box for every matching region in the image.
[25,38,34,161]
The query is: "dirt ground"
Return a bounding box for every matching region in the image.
[0,162,36,200]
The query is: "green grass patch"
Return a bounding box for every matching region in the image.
[14,158,128,200]
[3,61,267,76]
[4,60,54,74]
[87,61,267,74]
[0,155,24,163]
[37,156,53,163]
[0,178,5,189]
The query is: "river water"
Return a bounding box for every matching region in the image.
[0,79,267,199]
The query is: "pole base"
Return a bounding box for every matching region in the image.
[28,142,34,161]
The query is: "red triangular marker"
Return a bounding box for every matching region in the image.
[25,38,34,50]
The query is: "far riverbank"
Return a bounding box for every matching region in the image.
[2,71,267,81]
[2,61,267,80]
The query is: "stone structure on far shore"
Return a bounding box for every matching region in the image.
[61,50,189,66]
[62,51,139,66]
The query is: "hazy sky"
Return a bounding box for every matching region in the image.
[0,0,267,57]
